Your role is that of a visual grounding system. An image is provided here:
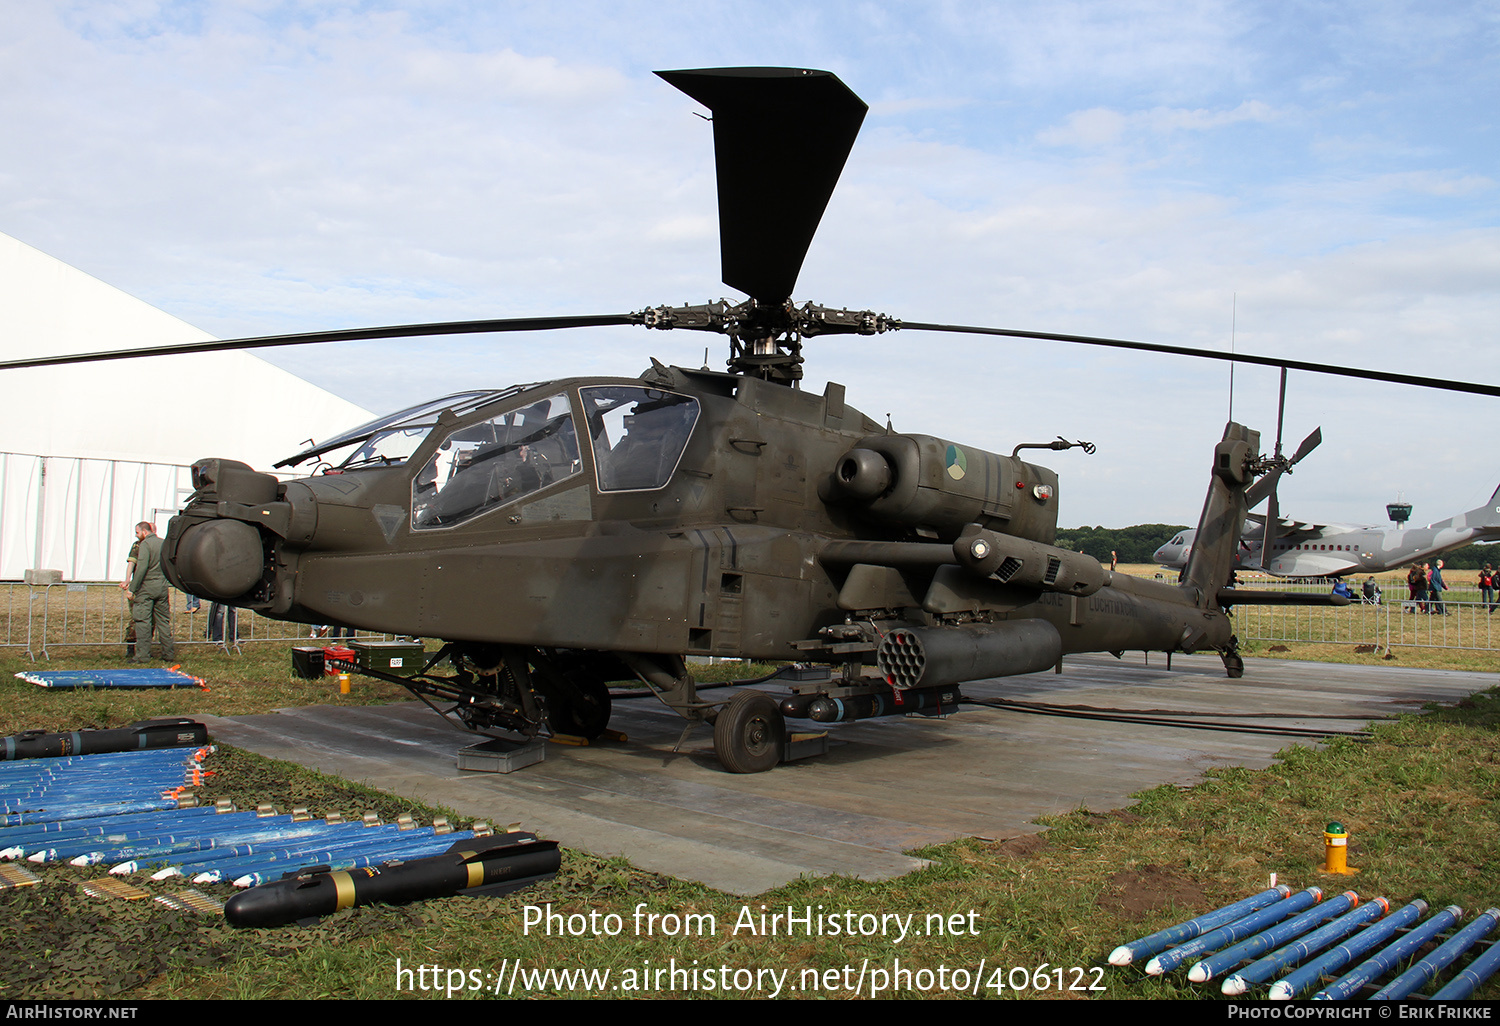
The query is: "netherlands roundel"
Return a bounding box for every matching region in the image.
[945,445,967,481]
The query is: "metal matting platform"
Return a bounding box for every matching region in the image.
[193,653,1494,895]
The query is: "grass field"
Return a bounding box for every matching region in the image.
[0,636,1497,999]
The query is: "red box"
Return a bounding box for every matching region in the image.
[323,645,356,676]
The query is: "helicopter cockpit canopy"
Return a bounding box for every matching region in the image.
[275,387,542,471]
[409,384,702,530]
[412,390,583,529]
[579,386,700,492]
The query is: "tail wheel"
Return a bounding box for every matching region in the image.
[713,691,785,773]
[1223,653,1245,678]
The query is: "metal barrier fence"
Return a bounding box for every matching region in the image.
[1232,584,1500,653]
[7,579,1500,661]
[1,581,374,659]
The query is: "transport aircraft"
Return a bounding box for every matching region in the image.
[1153,483,1500,578]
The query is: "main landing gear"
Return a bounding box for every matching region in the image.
[712,691,787,774]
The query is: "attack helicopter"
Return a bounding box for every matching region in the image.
[7,68,1499,774]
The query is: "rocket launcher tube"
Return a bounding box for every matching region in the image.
[877,620,1061,690]
[1268,899,1428,1000]
[1108,885,1290,966]
[1313,904,1463,1000]
[1188,890,1359,983]
[1221,897,1389,997]
[1370,907,1500,1000]
[1145,887,1323,976]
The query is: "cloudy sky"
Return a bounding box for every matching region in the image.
[3,1,1497,528]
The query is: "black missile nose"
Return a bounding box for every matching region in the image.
[224,874,335,928]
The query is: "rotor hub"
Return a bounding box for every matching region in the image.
[634,298,895,385]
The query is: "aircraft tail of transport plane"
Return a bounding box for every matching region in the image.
[1152,480,1500,578]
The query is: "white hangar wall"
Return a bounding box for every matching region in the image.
[0,232,372,580]
[0,453,188,581]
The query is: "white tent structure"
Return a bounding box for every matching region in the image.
[1,232,372,580]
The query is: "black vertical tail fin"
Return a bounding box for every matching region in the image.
[1182,423,1260,608]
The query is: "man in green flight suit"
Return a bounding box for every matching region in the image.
[123,521,174,662]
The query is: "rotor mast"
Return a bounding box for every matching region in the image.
[652,67,874,385]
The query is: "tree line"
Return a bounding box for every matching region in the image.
[1054,524,1187,565]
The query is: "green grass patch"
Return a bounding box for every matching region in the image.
[0,644,415,736]
[0,688,1495,1000]
[1,644,1497,1000]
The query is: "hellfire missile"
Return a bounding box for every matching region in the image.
[223,832,560,928]
[1,720,208,761]
[782,684,962,723]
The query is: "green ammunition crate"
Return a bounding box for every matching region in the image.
[349,640,425,676]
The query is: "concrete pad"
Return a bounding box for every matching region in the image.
[195,653,1494,895]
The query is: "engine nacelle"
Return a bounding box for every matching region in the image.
[824,434,1060,543]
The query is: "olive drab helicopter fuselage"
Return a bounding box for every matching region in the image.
[161,354,1282,773]
[7,66,1483,773]
[176,367,1076,661]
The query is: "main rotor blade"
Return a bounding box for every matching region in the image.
[900,321,1500,398]
[0,314,639,371]
[658,67,867,306]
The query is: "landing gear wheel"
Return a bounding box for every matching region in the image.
[1223,653,1244,678]
[713,691,785,774]
[547,676,612,740]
